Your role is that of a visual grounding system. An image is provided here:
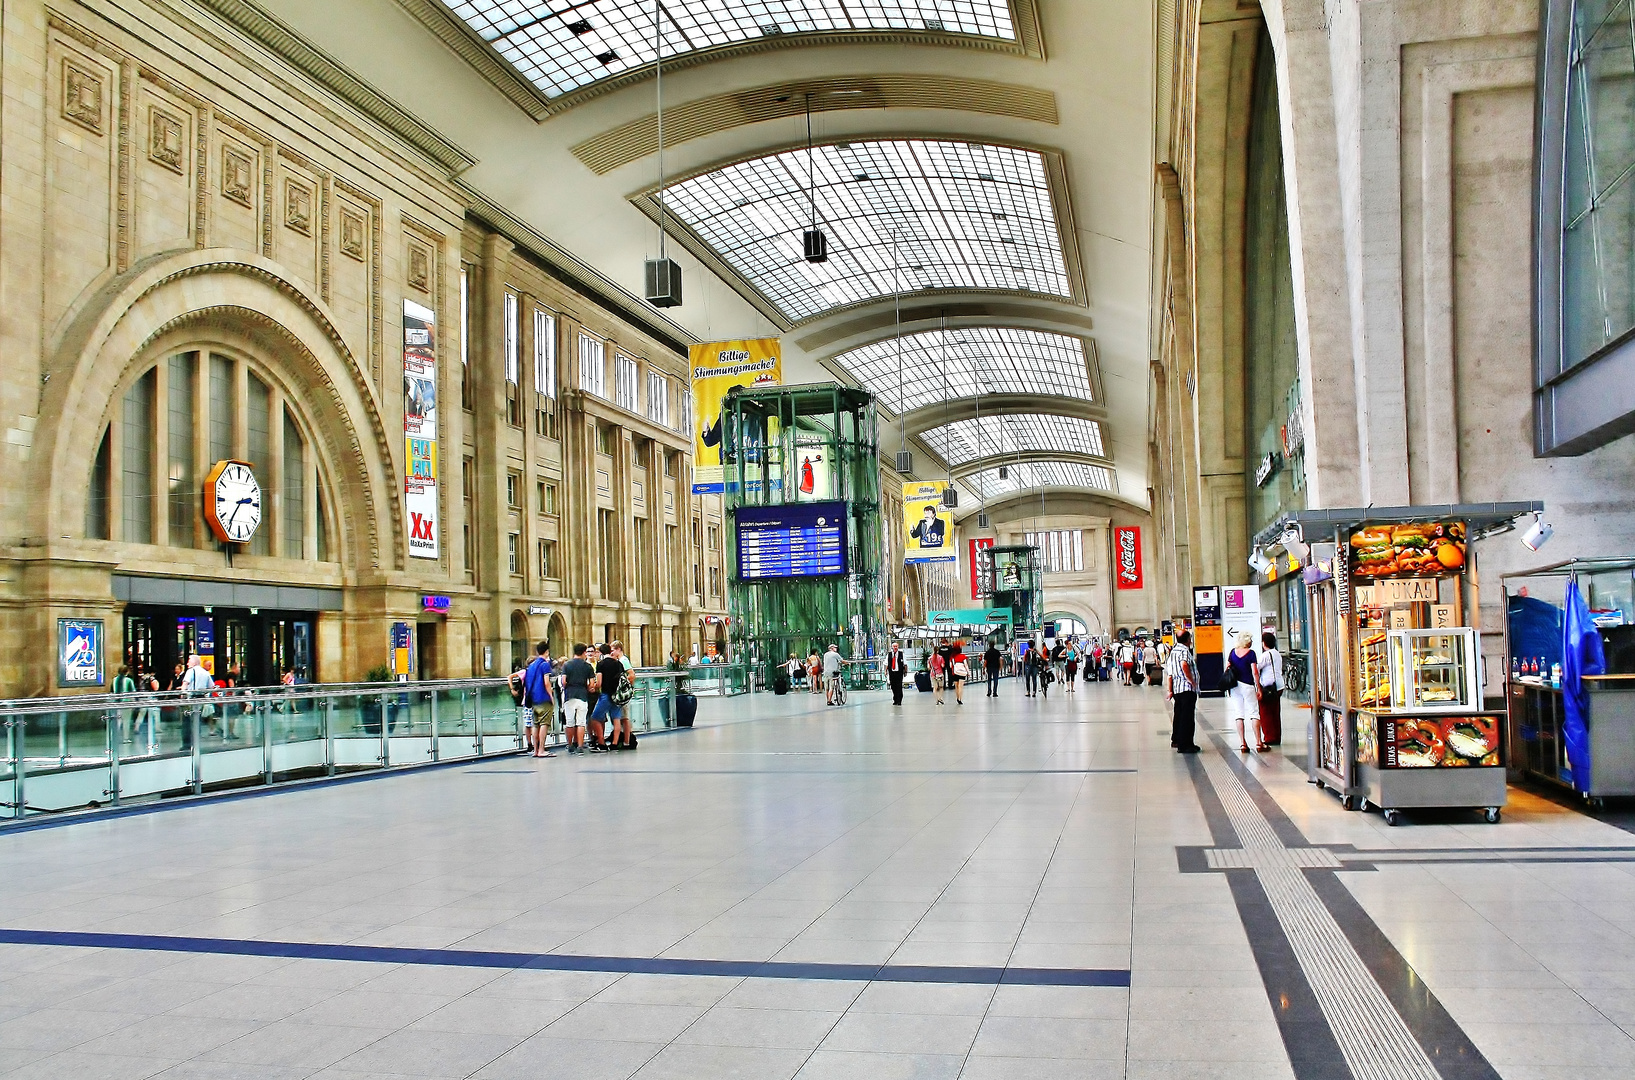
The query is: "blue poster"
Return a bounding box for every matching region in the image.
[58,618,104,686]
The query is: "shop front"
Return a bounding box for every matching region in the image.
[114,576,341,687]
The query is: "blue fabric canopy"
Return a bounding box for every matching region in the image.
[1562,578,1606,792]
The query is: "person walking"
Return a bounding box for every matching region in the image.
[1021,643,1039,697]
[1142,639,1162,689]
[1225,633,1266,753]
[984,639,1002,697]
[179,653,214,750]
[823,644,844,705]
[112,665,138,745]
[928,649,946,705]
[808,650,822,695]
[1119,640,1135,685]
[1165,630,1200,753]
[886,641,908,705]
[949,642,968,705]
[1258,631,1285,746]
[1064,649,1078,692]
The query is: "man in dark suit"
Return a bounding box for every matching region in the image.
[984,639,1003,697]
[886,642,908,705]
[910,506,946,549]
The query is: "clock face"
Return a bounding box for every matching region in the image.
[211,461,261,544]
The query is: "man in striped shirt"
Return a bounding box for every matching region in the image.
[1165,630,1201,754]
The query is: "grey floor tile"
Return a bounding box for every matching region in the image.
[328,1028,523,1077]
[969,1015,1128,1059]
[794,1049,965,1079]
[199,1020,396,1069]
[674,1005,843,1050]
[0,1051,176,1080]
[629,1042,810,1079]
[470,1035,660,1080]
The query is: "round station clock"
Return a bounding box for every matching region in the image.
[203,460,262,544]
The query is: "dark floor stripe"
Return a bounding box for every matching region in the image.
[1225,869,1354,1080]
[0,929,1129,988]
[1184,752,1240,848]
[1206,731,1311,847]
[1306,871,1502,1080]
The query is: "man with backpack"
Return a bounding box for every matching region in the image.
[523,641,557,758]
[592,642,633,750]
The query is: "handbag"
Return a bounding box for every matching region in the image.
[1218,661,1239,691]
[952,660,969,679]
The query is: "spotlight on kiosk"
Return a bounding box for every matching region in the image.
[1521,512,1554,552]
[1248,548,1273,574]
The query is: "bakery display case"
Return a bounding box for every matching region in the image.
[1389,628,1479,713]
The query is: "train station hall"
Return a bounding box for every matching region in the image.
[4,1,1635,1078]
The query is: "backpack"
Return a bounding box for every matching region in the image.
[610,669,635,706]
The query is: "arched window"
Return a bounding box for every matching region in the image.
[86,349,335,561]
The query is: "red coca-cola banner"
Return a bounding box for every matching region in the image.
[969,537,995,599]
[1114,526,1143,590]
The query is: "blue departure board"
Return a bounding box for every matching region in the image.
[735,502,848,581]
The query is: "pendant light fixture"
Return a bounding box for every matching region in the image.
[940,316,958,509]
[892,227,912,475]
[644,0,682,307]
[802,94,828,263]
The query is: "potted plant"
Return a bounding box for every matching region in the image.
[359,664,394,734]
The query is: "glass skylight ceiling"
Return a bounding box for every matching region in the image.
[834,327,1091,414]
[965,461,1115,498]
[662,140,1070,321]
[921,414,1106,467]
[442,2,1017,98]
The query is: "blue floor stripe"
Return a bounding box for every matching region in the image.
[0,929,1130,988]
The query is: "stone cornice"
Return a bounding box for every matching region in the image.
[190,0,476,175]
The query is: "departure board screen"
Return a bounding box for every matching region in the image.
[735,502,848,581]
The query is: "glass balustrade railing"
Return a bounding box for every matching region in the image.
[1,672,696,824]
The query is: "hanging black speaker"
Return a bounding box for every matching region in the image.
[645,258,682,307]
[998,465,1009,479]
[941,486,959,509]
[977,512,990,528]
[894,450,913,474]
[803,229,828,263]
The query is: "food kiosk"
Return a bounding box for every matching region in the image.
[1263,503,1541,825]
[1502,558,1635,807]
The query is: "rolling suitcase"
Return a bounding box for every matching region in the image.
[676,693,697,727]
[914,671,932,693]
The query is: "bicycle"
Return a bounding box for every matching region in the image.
[827,673,846,706]
[1284,654,1309,697]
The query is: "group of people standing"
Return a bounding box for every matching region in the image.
[510,639,638,757]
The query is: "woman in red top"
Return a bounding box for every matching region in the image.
[928,650,946,705]
[949,643,969,705]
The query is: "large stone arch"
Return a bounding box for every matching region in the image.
[37,249,401,573]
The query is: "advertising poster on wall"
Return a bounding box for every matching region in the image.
[58,618,104,687]
[1114,526,1143,589]
[403,299,440,560]
[969,537,995,599]
[690,338,781,494]
[903,480,955,564]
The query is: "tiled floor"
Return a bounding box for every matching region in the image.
[2,681,1634,1078]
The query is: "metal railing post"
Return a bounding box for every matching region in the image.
[57,713,67,765]
[324,696,335,777]
[12,718,25,818]
[190,708,202,794]
[105,710,119,808]
[474,689,484,757]
[429,690,439,761]
[262,695,274,785]
[378,690,390,767]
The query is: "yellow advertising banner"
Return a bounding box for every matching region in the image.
[690,338,781,493]
[903,480,956,564]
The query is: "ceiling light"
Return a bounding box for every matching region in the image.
[1249,549,1272,574]
[759,23,783,35]
[1521,513,1554,551]
[566,20,592,34]
[596,50,619,64]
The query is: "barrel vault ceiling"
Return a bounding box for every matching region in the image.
[250,0,1157,509]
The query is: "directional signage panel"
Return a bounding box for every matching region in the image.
[735,502,848,581]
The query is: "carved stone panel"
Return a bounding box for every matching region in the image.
[62,60,104,134]
[221,145,253,206]
[148,106,184,173]
[285,179,313,235]
[407,240,430,292]
[340,206,366,261]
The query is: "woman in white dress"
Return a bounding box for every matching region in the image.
[1225,633,1265,752]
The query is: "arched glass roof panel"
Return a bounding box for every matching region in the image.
[965,461,1115,498]
[921,414,1105,467]
[443,2,1017,98]
[833,327,1092,414]
[661,140,1070,322]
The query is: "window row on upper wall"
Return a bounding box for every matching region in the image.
[86,351,332,561]
[659,139,1071,323]
[442,0,1019,99]
[465,268,691,436]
